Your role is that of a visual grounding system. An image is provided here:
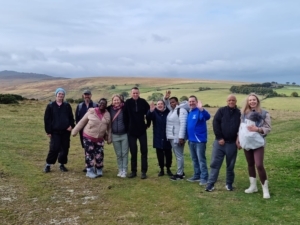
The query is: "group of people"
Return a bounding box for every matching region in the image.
[43,87,271,199]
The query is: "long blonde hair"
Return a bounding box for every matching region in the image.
[241,93,262,115]
[111,94,123,106]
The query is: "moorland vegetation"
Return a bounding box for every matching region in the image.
[0,77,300,224]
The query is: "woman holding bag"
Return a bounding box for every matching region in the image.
[107,94,129,178]
[238,93,271,198]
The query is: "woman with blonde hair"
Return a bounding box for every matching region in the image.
[238,93,271,198]
[107,94,129,178]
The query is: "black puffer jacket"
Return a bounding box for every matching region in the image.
[146,108,171,150]
[213,106,241,143]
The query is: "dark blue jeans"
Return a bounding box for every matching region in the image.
[207,140,237,185]
[188,141,208,183]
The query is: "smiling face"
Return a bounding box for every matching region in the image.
[98,99,107,111]
[131,89,140,100]
[112,96,121,107]
[169,98,178,109]
[56,92,65,102]
[156,100,165,111]
[188,97,198,109]
[227,95,237,108]
[248,95,258,109]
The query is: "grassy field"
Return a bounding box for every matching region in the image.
[0,98,300,225]
[1,77,300,224]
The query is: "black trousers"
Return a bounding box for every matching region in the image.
[46,131,71,165]
[156,148,172,169]
[128,133,148,173]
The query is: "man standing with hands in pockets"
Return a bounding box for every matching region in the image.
[205,95,241,192]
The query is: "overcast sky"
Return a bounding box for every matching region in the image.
[0,0,299,83]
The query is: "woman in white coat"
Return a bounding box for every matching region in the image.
[164,91,189,181]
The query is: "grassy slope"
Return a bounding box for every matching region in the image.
[0,100,300,225]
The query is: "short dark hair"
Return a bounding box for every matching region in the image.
[98,98,107,104]
[189,95,198,101]
[169,97,178,102]
[131,87,139,91]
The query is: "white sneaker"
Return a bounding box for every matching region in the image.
[117,170,122,177]
[120,170,127,178]
[86,169,97,179]
[96,168,103,177]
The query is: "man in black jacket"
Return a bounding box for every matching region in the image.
[124,87,150,179]
[205,95,241,191]
[43,88,75,173]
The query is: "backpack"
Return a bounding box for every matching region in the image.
[77,102,97,117]
[177,108,188,117]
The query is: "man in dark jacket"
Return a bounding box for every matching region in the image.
[124,87,150,179]
[44,88,75,173]
[75,89,97,172]
[205,94,241,192]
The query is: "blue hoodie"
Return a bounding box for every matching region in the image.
[187,108,211,143]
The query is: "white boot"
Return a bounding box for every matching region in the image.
[245,177,258,193]
[262,180,270,199]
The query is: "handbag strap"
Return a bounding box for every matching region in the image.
[112,109,122,122]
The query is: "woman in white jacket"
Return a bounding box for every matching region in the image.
[164,91,189,181]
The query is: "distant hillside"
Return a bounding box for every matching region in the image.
[0,70,66,80]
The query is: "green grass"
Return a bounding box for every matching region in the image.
[1,100,300,224]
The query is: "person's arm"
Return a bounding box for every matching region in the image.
[44,104,52,135]
[72,111,89,136]
[68,104,75,130]
[178,108,188,139]
[144,100,151,128]
[213,108,224,141]
[259,112,271,135]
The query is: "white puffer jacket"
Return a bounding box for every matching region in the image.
[164,100,189,140]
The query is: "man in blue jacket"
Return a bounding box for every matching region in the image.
[205,94,241,192]
[186,95,210,185]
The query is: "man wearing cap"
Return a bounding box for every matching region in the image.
[75,90,98,172]
[43,88,75,173]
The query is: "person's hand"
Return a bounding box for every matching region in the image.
[47,134,51,138]
[179,138,185,146]
[107,140,112,145]
[67,126,72,131]
[197,101,203,111]
[236,139,242,150]
[247,125,258,132]
[218,139,225,146]
[165,90,171,99]
[150,101,155,112]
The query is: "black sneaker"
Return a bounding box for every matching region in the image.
[205,183,215,192]
[158,170,164,176]
[59,164,68,172]
[182,172,185,178]
[128,172,137,178]
[82,168,87,172]
[166,169,173,176]
[141,172,147,179]
[170,174,184,181]
[226,183,233,191]
[44,165,50,173]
